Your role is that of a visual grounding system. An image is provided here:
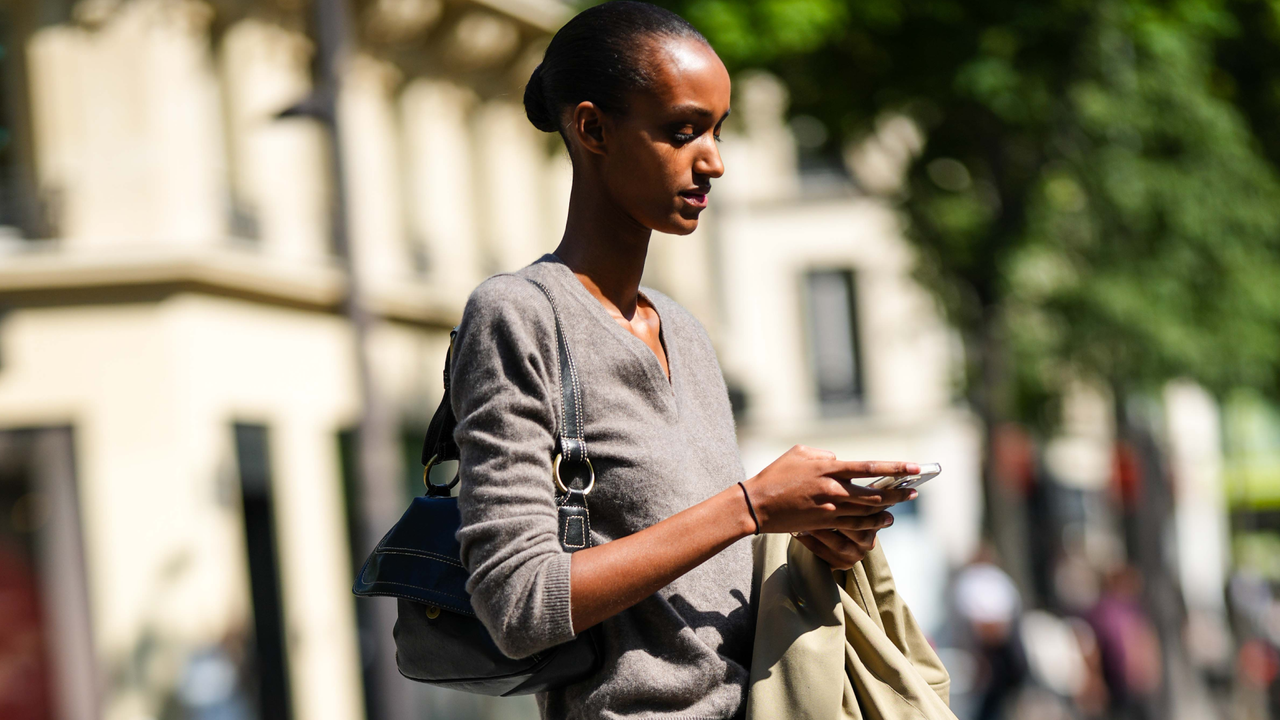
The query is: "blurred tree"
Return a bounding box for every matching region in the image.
[1013,16,1280,704]
[650,0,1280,612]
[1216,0,1280,392]
[1218,0,1280,171]
[1021,2,1280,399]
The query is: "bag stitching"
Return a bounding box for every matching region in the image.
[562,515,585,549]
[527,278,588,461]
[356,584,476,615]
[377,547,466,568]
[526,279,569,453]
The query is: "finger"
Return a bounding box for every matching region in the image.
[807,529,858,555]
[829,482,917,507]
[830,511,895,533]
[794,445,837,461]
[834,528,878,546]
[828,512,895,531]
[831,503,892,517]
[794,533,857,570]
[806,530,871,569]
[871,486,917,506]
[825,460,919,480]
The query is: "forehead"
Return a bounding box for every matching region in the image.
[636,37,731,115]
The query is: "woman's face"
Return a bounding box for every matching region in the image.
[596,37,731,236]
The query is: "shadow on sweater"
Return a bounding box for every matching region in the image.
[668,589,753,660]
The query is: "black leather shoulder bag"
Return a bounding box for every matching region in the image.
[352,278,603,696]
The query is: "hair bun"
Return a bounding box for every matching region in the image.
[523,64,558,133]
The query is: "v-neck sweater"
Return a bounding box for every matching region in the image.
[451,255,755,720]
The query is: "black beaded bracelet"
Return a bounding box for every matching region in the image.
[737,481,761,535]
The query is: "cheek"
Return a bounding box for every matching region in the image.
[608,140,683,213]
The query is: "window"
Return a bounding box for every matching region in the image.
[0,6,46,236]
[234,423,293,720]
[337,425,429,720]
[803,269,864,415]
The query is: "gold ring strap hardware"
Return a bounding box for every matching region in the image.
[422,454,461,494]
[422,453,438,490]
[552,453,595,495]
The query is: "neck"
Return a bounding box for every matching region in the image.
[553,174,652,319]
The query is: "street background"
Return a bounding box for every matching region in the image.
[0,0,1278,718]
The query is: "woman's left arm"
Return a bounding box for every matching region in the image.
[568,446,916,633]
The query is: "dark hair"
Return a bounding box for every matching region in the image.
[523,1,707,135]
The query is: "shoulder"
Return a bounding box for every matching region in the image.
[462,255,573,320]
[457,273,560,362]
[465,272,548,310]
[462,274,553,328]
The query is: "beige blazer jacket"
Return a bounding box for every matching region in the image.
[746,535,957,720]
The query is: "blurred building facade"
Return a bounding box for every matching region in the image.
[0,1,573,718]
[0,1,1244,720]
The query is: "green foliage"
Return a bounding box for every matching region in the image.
[1015,1,1280,397]
[677,0,852,60]
[649,0,1280,418]
[1218,0,1280,167]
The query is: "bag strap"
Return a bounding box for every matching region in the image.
[527,279,588,467]
[419,276,595,552]
[420,328,460,478]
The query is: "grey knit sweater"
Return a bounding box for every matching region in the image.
[451,255,754,720]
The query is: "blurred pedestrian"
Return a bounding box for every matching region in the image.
[954,554,1026,720]
[1229,571,1280,720]
[1086,566,1162,720]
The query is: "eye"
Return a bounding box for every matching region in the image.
[673,132,696,144]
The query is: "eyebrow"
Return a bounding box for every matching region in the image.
[670,104,732,121]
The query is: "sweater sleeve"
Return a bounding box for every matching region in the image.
[451,275,577,659]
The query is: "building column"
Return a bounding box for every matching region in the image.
[400,78,484,295]
[473,99,555,272]
[27,0,228,246]
[219,18,330,261]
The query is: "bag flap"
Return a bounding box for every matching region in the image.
[352,495,474,617]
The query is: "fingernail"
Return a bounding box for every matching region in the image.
[884,515,894,527]
[908,490,918,500]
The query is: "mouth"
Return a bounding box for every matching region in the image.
[679,188,710,209]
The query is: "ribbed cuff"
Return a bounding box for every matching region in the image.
[545,551,577,641]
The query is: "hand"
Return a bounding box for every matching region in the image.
[793,525,889,570]
[741,445,917,537]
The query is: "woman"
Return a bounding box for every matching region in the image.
[451,2,920,718]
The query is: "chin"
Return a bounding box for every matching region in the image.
[665,220,700,236]
[657,212,703,236]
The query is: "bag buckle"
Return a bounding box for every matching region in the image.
[552,453,595,495]
[423,453,461,495]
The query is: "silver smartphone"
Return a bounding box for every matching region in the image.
[868,463,942,490]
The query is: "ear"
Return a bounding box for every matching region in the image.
[569,101,608,157]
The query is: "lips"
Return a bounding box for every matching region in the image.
[679,189,710,208]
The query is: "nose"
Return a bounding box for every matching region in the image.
[694,136,725,179]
